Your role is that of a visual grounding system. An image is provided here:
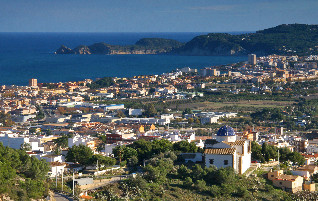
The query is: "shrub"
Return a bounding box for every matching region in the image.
[183,177,193,188]
[195,179,206,191]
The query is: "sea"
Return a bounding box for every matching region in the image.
[0,32,247,86]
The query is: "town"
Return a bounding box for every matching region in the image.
[1,53,318,200]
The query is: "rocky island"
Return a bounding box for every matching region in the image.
[55,38,184,55]
[56,24,318,56]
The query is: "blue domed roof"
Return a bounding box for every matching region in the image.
[217,125,235,136]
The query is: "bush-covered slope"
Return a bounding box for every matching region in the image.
[0,143,50,200]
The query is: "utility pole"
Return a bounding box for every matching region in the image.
[61,170,63,192]
[278,149,280,170]
[72,171,75,197]
[55,166,57,188]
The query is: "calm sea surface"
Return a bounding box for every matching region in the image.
[0,32,246,85]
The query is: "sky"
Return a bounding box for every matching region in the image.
[0,0,317,32]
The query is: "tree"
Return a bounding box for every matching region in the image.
[178,164,191,179]
[188,118,194,124]
[91,154,116,168]
[183,177,193,188]
[144,104,157,117]
[45,129,52,135]
[312,173,318,183]
[116,110,126,118]
[183,108,193,116]
[173,141,198,153]
[195,179,207,191]
[29,128,37,134]
[113,145,138,162]
[53,135,68,148]
[151,139,173,155]
[288,152,305,165]
[130,139,153,162]
[87,77,115,89]
[0,143,49,199]
[20,143,32,151]
[127,155,139,167]
[261,143,277,162]
[143,157,174,183]
[192,164,205,181]
[0,112,14,126]
[207,167,236,185]
[251,141,265,162]
[66,144,93,165]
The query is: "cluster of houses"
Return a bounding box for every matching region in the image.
[0,54,317,194]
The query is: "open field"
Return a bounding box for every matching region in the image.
[173,100,295,112]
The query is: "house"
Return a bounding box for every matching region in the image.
[292,165,318,178]
[48,162,66,177]
[268,170,303,193]
[303,181,315,192]
[204,125,251,174]
[180,153,203,163]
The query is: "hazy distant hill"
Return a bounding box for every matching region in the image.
[55,24,318,56]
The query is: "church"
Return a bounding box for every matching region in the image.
[204,125,251,174]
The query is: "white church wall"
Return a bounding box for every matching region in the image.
[241,153,251,174]
[205,154,235,169]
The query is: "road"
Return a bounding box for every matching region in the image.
[53,192,73,201]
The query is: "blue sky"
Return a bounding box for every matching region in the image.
[0,0,317,32]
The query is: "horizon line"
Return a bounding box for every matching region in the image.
[0,31,255,34]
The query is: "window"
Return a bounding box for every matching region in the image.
[209,159,214,164]
[271,175,274,177]
[279,182,282,185]
[224,160,228,165]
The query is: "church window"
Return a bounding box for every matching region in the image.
[224,160,228,165]
[209,159,214,164]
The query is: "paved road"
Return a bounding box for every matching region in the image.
[53,193,73,201]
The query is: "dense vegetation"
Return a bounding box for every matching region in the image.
[87,77,115,89]
[251,142,305,165]
[112,139,199,166]
[0,142,50,200]
[65,144,116,168]
[92,147,292,200]
[0,112,14,126]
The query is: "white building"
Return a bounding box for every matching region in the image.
[103,144,118,156]
[204,125,251,174]
[68,134,95,149]
[48,162,66,177]
[128,108,143,116]
[100,104,125,111]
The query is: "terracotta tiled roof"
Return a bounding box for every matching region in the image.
[296,165,318,173]
[204,148,236,155]
[224,140,246,146]
[275,174,300,181]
